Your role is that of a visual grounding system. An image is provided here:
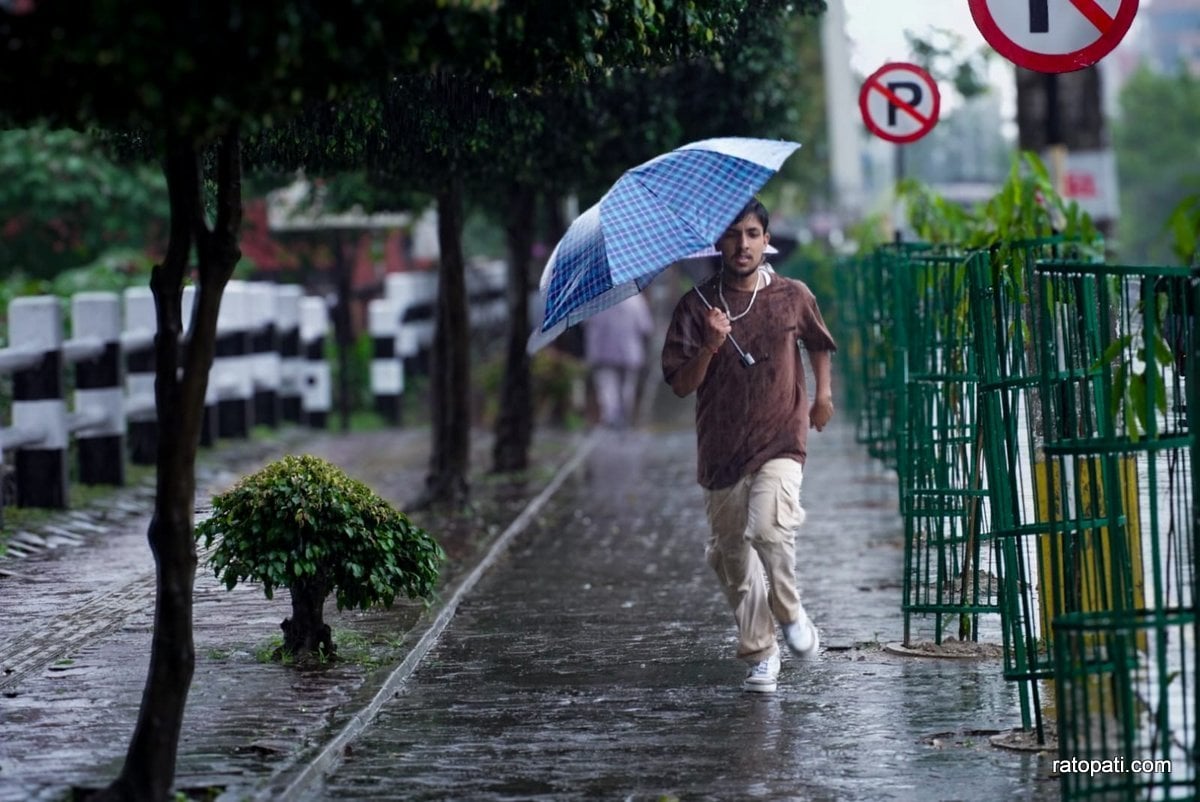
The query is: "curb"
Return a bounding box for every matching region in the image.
[248,430,599,801]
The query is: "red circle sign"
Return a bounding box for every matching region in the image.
[858,63,941,145]
[969,0,1138,74]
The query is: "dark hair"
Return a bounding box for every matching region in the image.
[734,198,769,232]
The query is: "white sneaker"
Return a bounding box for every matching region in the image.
[742,650,781,693]
[781,617,820,659]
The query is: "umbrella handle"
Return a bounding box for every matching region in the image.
[692,287,756,367]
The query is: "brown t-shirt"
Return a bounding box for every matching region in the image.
[661,272,838,489]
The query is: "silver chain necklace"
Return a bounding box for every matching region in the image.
[718,268,764,322]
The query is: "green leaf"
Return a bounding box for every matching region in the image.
[1095,335,1133,370]
[1112,361,1128,424]
[1153,334,1175,368]
[1129,375,1147,440]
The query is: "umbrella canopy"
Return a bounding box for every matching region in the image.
[527,137,801,353]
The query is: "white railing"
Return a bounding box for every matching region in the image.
[0,283,330,512]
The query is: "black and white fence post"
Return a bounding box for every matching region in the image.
[386,272,437,380]
[300,296,332,429]
[213,280,253,439]
[4,296,68,508]
[369,297,403,424]
[68,292,125,486]
[0,285,344,518]
[122,286,157,465]
[276,284,304,423]
[248,281,281,428]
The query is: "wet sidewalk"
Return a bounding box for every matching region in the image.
[297,398,1060,800]
[0,391,1061,801]
[0,424,583,801]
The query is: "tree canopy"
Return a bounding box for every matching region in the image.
[0,126,167,280]
[1113,66,1200,264]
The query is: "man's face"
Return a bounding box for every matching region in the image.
[716,214,770,278]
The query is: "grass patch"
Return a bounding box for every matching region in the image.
[348,409,390,432]
[329,628,408,669]
[254,636,290,665]
[14,462,153,517]
[247,627,409,670]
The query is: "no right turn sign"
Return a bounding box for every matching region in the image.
[969,0,1139,73]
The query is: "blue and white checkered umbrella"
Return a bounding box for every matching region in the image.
[527,137,801,353]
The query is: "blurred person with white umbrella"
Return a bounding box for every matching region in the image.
[583,292,654,428]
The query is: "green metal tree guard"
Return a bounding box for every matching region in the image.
[1031,260,1196,800]
[895,249,1000,646]
[967,238,1109,740]
[833,252,870,439]
[857,242,929,470]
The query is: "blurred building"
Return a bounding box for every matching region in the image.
[239,178,431,334]
[1099,0,1200,118]
[905,93,1011,188]
[1143,0,1200,75]
[820,0,867,219]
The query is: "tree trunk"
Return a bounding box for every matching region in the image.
[492,185,536,473]
[423,175,470,507]
[97,130,242,801]
[281,578,334,657]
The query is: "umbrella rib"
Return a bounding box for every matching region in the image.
[629,165,748,247]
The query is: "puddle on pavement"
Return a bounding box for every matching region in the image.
[921,728,1004,748]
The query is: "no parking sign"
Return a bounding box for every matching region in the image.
[969,0,1138,73]
[858,62,941,145]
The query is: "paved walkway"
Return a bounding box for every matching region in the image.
[0,390,1062,801]
[296,406,1061,802]
[0,426,581,801]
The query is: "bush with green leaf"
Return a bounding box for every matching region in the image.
[1167,194,1200,266]
[196,454,444,659]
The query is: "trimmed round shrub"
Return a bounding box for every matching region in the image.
[196,454,445,659]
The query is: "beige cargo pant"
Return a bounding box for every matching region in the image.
[703,458,807,664]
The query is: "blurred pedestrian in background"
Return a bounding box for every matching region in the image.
[584,292,654,428]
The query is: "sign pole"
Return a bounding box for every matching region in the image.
[1045,72,1068,206]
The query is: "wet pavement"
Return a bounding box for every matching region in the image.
[0,386,1064,801]
[0,425,582,801]
[297,402,1062,802]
